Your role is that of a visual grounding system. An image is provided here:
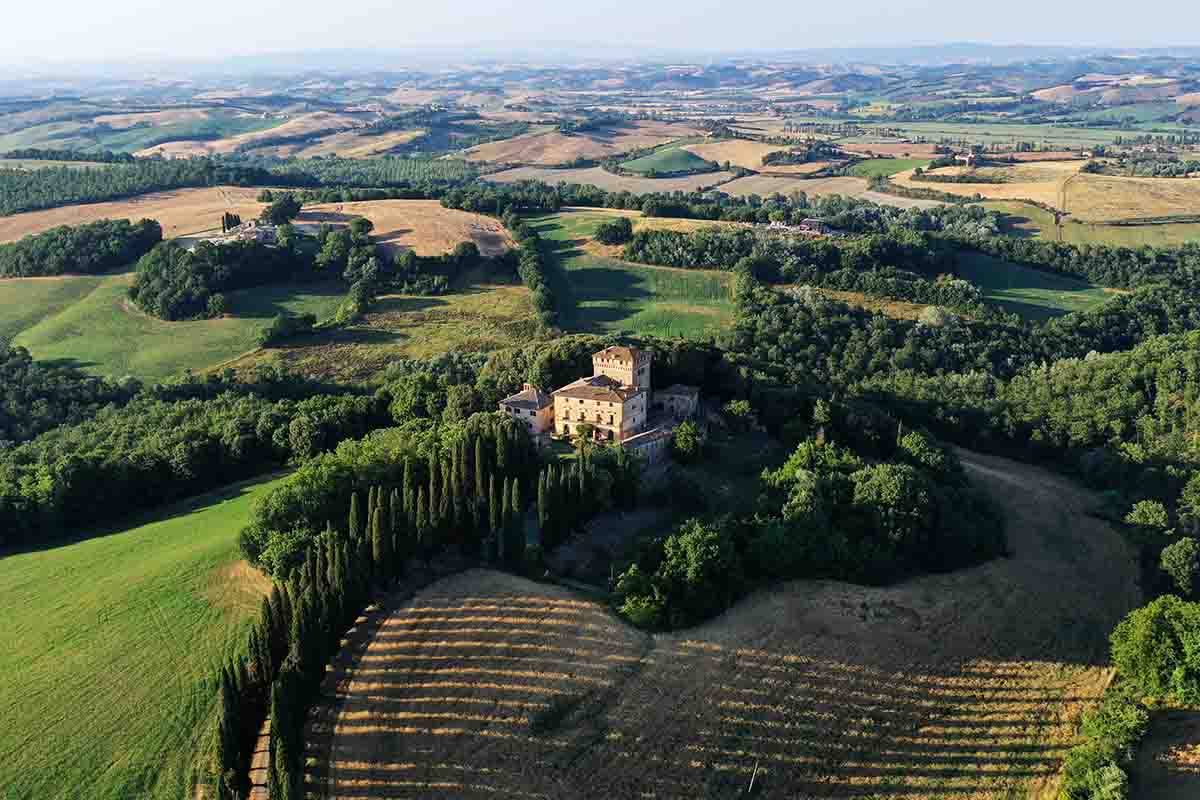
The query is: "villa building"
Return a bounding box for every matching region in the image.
[498,345,700,464]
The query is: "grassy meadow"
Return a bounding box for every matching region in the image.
[529,211,734,338]
[620,142,714,176]
[956,251,1114,320]
[848,157,931,178]
[3,273,345,382]
[0,473,285,800]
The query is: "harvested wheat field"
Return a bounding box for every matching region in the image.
[312,450,1139,799]
[0,186,265,243]
[486,165,737,193]
[680,140,791,171]
[295,200,513,257]
[893,165,1200,221]
[839,142,942,159]
[719,174,944,209]
[287,129,426,158]
[136,112,361,157]
[464,121,702,165]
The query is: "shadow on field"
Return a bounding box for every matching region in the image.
[0,471,286,560]
[306,452,1141,799]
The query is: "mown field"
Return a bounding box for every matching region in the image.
[311,450,1140,799]
[0,473,284,800]
[484,165,738,194]
[0,109,285,154]
[982,200,1200,247]
[529,211,735,338]
[4,273,345,382]
[848,157,931,178]
[956,251,1115,320]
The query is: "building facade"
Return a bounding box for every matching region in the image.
[501,346,700,464]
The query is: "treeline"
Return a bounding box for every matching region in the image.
[0,376,390,550]
[0,344,138,444]
[501,211,557,326]
[0,159,280,216]
[0,217,161,277]
[130,239,310,320]
[620,226,984,310]
[616,424,1004,629]
[951,235,1200,290]
[2,147,136,163]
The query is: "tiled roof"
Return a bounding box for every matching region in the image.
[593,345,642,363]
[553,375,646,403]
[500,385,552,410]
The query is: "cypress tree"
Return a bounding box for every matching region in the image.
[474,437,486,501]
[537,471,548,545]
[428,456,441,533]
[415,487,427,556]
[403,458,415,519]
[348,491,362,541]
[372,506,392,578]
[496,426,509,475]
[439,466,451,535]
[508,478,524,566]
[489,474,500,537]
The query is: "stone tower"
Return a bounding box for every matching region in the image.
[592,346,650,390]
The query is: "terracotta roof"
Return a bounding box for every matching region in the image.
[500,384,552,410]
[593,345,643,363]
[658,384,700,397]
[553,375,646,403]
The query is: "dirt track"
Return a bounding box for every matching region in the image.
[313,450,1140,799]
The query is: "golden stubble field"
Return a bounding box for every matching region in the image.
[295,199,514,257]
[463,121,703,165]
[892,162,1200,222]
[136,112,362,157]
[310,450,1140,799]
[0,186,266,243]
[486,165,737,193]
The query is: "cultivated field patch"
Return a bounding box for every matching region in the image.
[718,174,944,209]
[0,186,266,243]
[0,473,286,800]
[485,165,737,193]
[982,200,1200,247]
[295,199,514,257]
[11,273,345,382]
[136,112,361,157]
[463,121,703,165]
[531,211,735,338]
[313,450,1140,799]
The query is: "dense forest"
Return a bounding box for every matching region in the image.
[0,218,161,277]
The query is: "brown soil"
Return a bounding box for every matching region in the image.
[314,449,1140,799]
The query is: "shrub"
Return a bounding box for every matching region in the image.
[671,420,703,463]
[1160,538,1200,597]
[594,216,634,245]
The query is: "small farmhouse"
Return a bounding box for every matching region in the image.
[498,346,700,464]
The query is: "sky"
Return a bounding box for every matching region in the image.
[4,0,1200,68]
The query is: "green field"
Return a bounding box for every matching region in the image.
[0,111,284,154]
[801,117,1176,148]
[982,200,1200,247]
[4,273,345,382]
[0,473,286,800]
[619,141,714,176]
[956,251,1114,320]
[848,157,931,178]
[529,212,733,338]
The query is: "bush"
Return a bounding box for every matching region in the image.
[594,216,633,245]
[671,420,703,463]
[1160,537,1200,597]
[1110,596,1200,702]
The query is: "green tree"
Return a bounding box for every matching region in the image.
[348,492,362,540]
[1161,538,1200,598]
[671,420,703,463]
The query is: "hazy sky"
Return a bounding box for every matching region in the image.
[5,0,1199,67]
